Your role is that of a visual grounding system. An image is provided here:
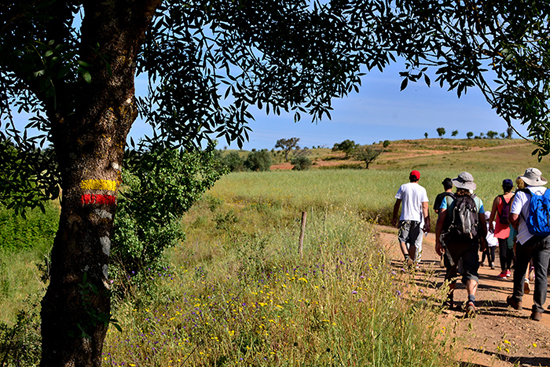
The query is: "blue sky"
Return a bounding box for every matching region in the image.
[11,62,528,151]
[130,62,529,151]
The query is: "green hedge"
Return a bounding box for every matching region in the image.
[0,203,59,253]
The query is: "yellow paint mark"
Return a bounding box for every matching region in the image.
[81,179,117,191]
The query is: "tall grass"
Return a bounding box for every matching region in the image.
[103,200,457,366]
[0,203,57,324]
[0,204,55,366]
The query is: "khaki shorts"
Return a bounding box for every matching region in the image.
[398,220,423,261]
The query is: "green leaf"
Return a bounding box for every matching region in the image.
[77,60,92,67]
[78,68,92,84]
[424,74,431,87]
[400,78,408,91]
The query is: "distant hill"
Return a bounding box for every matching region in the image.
[221,138,550,172]
[264,139,549,172]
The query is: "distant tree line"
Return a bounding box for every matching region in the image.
[431,127,514,139]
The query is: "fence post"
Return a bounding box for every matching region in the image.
[299,211,307,257]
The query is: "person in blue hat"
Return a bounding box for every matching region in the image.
[488,179,515,278]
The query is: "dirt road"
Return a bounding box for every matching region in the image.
[376,225,550,367]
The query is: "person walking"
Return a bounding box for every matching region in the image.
[433,178,454,214]
[391,170,430,268]
[506,168,550,321]
[481,211,498,269]
[434,178,454,267]
[488,179,515,278]
[435,172,487,317]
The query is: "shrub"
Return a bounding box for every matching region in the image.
[111,146,226,298]
[0,202,58,253]
[332,139,359,157]
[291,156,312,170]
[222,151,246,172]
[0,296,42,366]
[244,149,272,171]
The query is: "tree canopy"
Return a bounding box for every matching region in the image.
[275,137,301,161]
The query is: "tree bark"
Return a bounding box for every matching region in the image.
[40,1,161,365]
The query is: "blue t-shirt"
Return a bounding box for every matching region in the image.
[440,195,485,214]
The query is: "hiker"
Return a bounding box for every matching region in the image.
[488,179,515,278]
[481,211,498,269]
[514,177,535,293]
[506,168,550,321]
[391,170,430,268]
[435,172,487,317]
[434,178,454,267]
[433,178,454,214]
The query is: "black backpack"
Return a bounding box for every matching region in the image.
[444,194,479,239]
[498,195,513,225]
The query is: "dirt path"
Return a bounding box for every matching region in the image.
[375,225,550,367]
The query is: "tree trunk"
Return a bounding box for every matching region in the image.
[40,1,160,365]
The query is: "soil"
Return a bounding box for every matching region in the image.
[269,141,532,170]
[376,225,550,367]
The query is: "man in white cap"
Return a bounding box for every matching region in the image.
[507,168,550,321]
[391,170,430,268]
[435,172,487,317]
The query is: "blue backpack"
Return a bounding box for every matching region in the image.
[523,188,550,237]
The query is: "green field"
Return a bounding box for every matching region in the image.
[210,140,550,227]
[1,138,549,366]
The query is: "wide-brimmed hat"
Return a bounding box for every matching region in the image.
[452,172,476,190]
[518,168,548,187]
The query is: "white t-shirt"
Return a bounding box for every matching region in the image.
[486,222,498,247]
[510,186,547,245]
[395,182,428,223]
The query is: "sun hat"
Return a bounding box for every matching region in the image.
[518,168,548,187]
[452,172,476,190]
[410,170,420,180]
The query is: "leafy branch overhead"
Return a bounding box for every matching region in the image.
[2,1,550,212]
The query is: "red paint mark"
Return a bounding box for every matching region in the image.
[81,194,116,206]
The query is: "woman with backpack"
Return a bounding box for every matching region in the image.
[435,172,487,317]
[488,179,515,278]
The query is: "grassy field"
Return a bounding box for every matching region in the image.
[209,140,550,228]
[103,202,456,366]
[2,137,550,365]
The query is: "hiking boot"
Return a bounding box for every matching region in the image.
[405,258,415,269]
[466,301,476,318]
[524,279,531,295]
[530,311,543,321]
[506,296,522,310]
[498,271,507,278]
